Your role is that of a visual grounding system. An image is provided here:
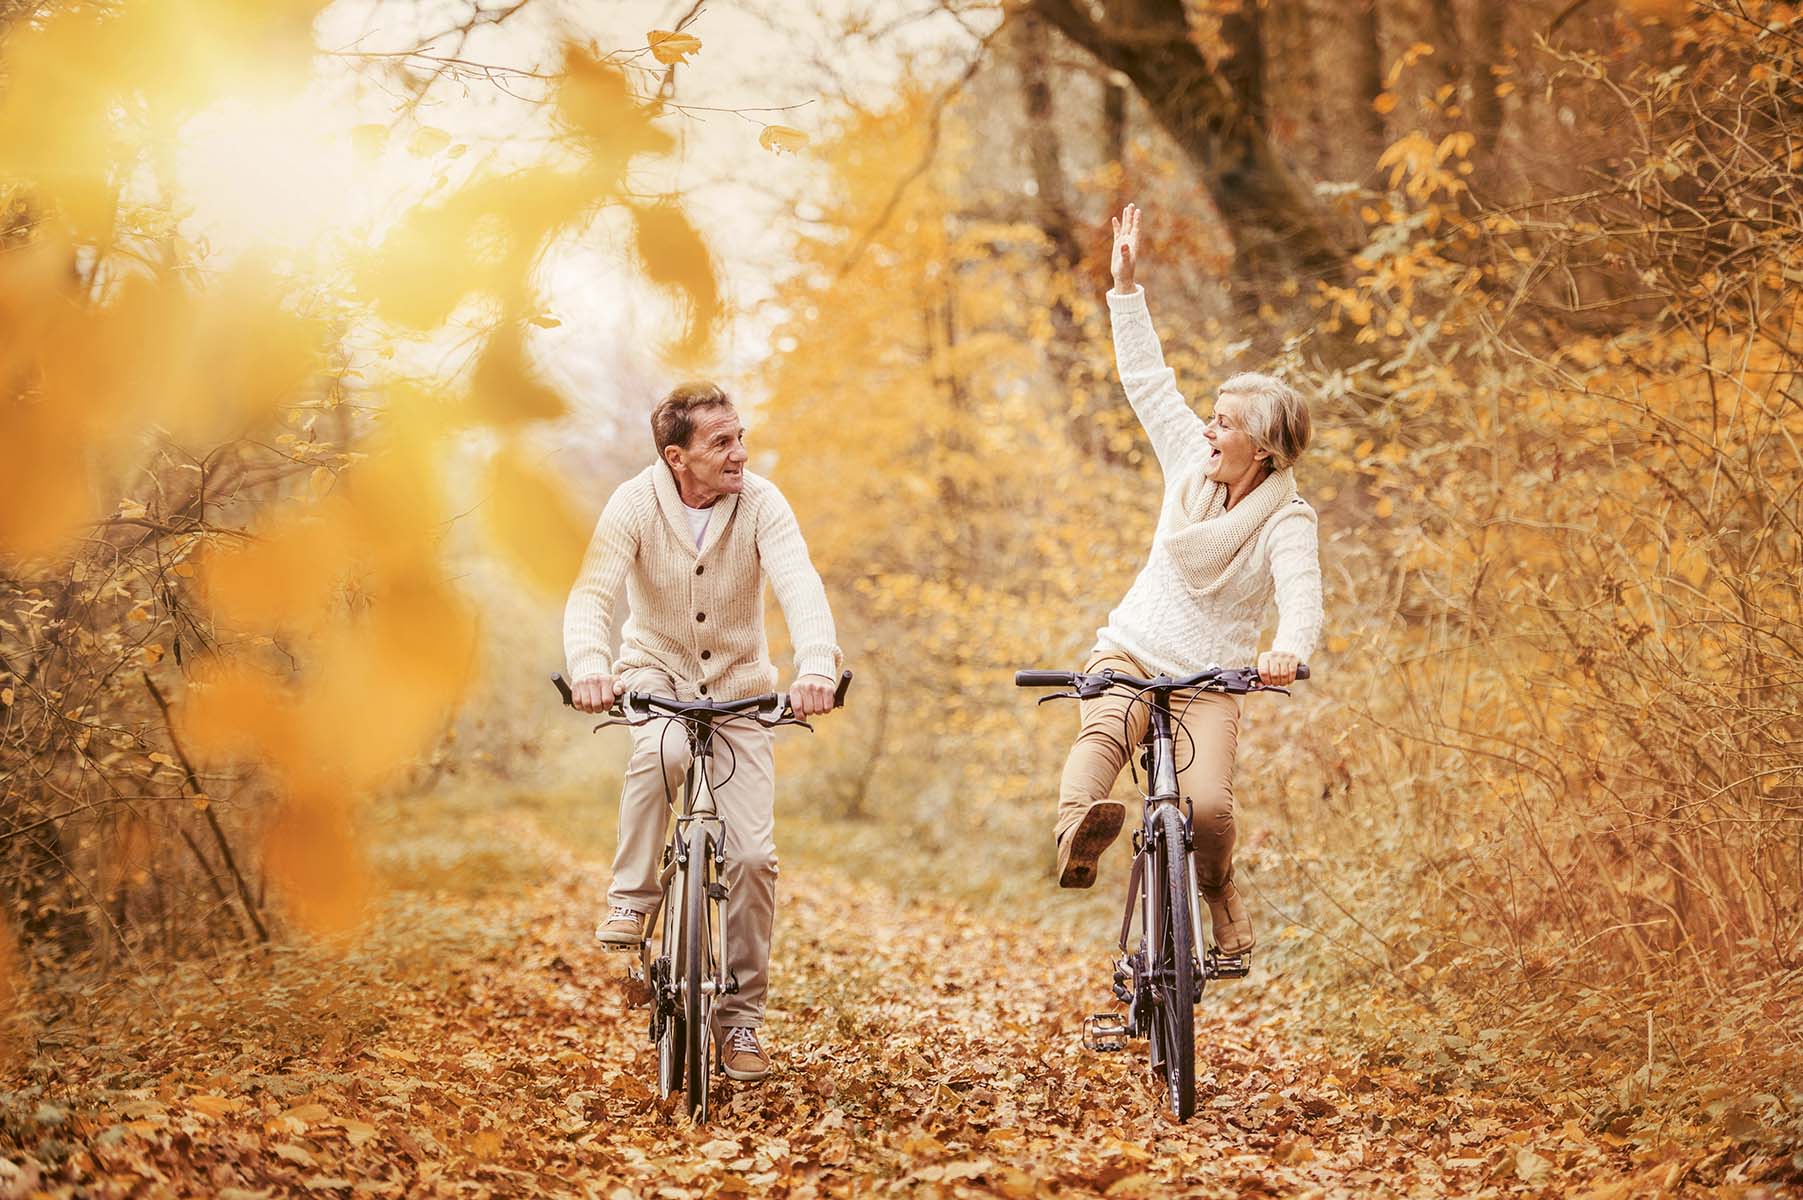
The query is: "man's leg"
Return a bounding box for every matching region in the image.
[1054,651,1152,887]
[605,674,689,935]
[705,719,777,1077]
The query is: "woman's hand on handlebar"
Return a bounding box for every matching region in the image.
[1256,651,1300,688]
[571,673,622,714]
[788,673,836,719]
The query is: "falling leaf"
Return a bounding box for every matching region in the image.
[407,126,451,157]
[646,30,702,64]
[629,201,720,361]
[758,124,810,154]
[480,440,592,596]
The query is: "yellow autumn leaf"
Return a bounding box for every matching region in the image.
[406,126,451,157]
[758,124,810,155]
[647,30,702,64]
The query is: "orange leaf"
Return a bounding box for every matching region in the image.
[647,30,702,64]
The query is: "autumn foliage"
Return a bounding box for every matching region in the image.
[2,0,1800,1191]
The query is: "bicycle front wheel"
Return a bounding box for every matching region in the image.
[655,890,683,1101]
[681,827,717,1121]
[1153,804,1197,1120]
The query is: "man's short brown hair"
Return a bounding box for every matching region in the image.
[651,381,733,454]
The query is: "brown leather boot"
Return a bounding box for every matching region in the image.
[1203,879,1254,955]
[1056,800,1125,889]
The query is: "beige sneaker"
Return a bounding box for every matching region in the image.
[1203,879,1255,956]
[719,1026,771,1082]
[595,906,644,948]
[1056,800,1125,889]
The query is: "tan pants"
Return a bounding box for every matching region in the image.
[1057,650,1242,894]
[607,671,777,1028]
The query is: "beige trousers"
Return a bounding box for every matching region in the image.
[607,671,777,1028]
[1056,649,1242,894]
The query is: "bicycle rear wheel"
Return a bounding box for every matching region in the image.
[681,827,717,1121]
[1152,804,1197,1120]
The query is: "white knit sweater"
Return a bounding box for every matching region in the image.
[563,463,842,701]
[1095,287,1325,675]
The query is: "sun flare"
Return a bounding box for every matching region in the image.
[173,87,388,259]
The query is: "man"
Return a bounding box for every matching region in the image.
[563,381,842,1083]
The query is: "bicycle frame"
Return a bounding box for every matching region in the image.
[554,670,850,1120]
[1016,661,1301,1116]
[1120,693,1210,1011]
[644,713,735,1108]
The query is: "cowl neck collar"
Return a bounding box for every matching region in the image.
[1161,466,1298,597]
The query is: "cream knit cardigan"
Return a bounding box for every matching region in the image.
[563,463,842,701]
[1095,287,1325,675]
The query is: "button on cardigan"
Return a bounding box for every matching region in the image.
[563,463,843,701]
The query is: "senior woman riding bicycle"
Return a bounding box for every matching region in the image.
[1051,204,1324,962]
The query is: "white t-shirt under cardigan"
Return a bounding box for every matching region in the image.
[1095,287,1325,675]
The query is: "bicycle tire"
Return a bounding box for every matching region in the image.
[655,888,683,1100]
[1153,804,1197,1120]
[681,826,715,1120]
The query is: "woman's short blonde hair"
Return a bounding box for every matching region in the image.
[1219,371,1312,471]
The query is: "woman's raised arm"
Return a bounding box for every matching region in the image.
[1107,204,1212,476]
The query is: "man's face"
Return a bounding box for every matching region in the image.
[667,404,748,499]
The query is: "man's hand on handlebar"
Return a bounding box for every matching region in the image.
[1256,651,1300,688]
[788,673,837,720]
[571,673,622,714]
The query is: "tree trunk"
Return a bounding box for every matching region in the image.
[1027,0,1348,302]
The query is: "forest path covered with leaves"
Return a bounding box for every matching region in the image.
[1,782,1770,1199]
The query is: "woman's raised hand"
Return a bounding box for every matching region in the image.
[1110,203,1141,294]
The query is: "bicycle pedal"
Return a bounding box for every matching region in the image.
[1083,1013,1131,1052]
[599,938,643,954]
[1206,949,1252,979]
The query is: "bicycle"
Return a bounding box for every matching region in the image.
[554,669,852,1122]
[1015,662,1308,1121]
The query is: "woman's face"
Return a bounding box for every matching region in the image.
[1203,393,1269,485]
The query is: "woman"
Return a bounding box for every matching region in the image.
[1053,204,1324,960]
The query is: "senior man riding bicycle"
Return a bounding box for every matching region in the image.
[1051,205,1324,961]
[564,381,842,1083]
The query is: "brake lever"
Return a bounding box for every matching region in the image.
[1036,690,1080,706]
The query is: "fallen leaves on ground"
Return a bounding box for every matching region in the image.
[1,803,1795,1198]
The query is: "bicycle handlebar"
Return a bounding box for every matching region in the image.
[552,669,853,724]
[1013,663,1309,695]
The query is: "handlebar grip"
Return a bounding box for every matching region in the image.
[833,670,853,708]
[1016,670,1074,687]
[1295,664,1310,681]
[552,673,574,707]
